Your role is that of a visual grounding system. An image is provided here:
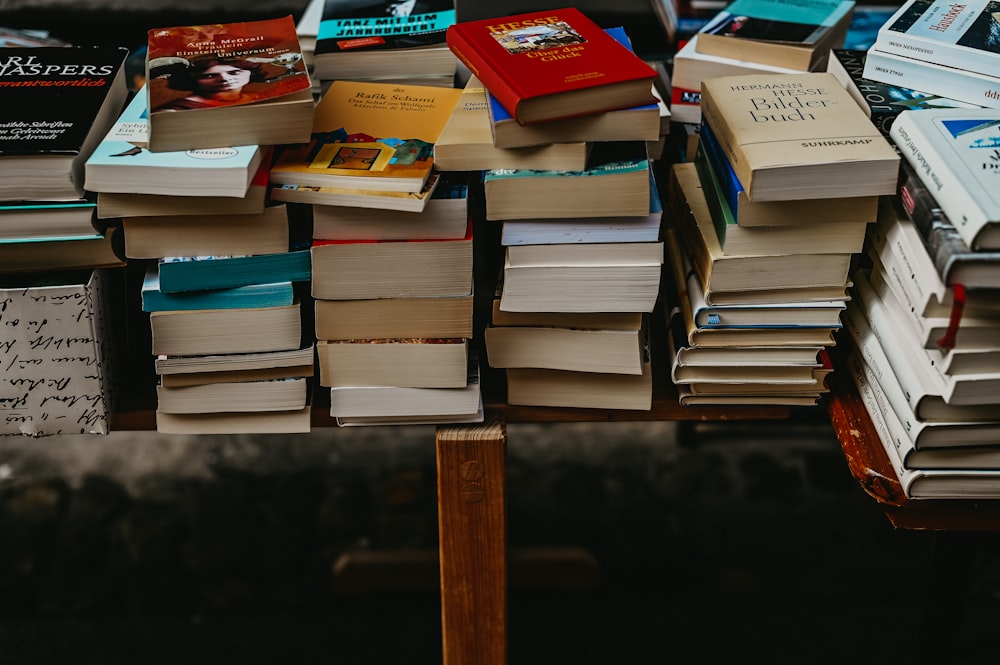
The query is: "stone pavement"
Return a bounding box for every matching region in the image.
[2,419,1000,664]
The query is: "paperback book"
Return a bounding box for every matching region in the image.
[316,337,469,388]
[0,46,129,201]
[145,15,314,152]
[861,46,1000,109]
[0,200,98,243]
[156,250,311,293]
[141,264,295,312]
[269,79,462,193]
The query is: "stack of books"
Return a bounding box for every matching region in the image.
[666,71,900,406]
[670,0,856,125]
[119,16,319,434]
[442,9,666,410]
[841,106,1000,499]
[310,0,458,87]
[861,0,1000,110]
[0,45,131,436]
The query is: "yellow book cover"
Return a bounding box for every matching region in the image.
[270,79,462,193]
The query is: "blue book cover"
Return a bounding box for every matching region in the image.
[142,264,295,312]
[486,26,658,130]
[156,249,312,294]
[84,87,263,197]
[697,119,743,219]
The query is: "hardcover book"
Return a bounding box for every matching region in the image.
[861,45,1000,109]
[312,0,457,83]
[890,108,1000,250]
[826,48,978,139]
[434,75,591,173]
[699,72,900,202]
[897,158,1000,289]
[85,87,264,199]
[694,0,855,70]
[445,7,657,125]
[872,0,1000,75]
[145,15,314,152]
[0,46,129,202]
[269,79,462,193]
[485,25,661,148]
[0,269,117,437]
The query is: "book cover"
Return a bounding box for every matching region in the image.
[699,72,900,202]
[314,0,456,56]
[875,0,1000,75]
[269,79,462,193]
[141,263,295,312]
[0,46,129,201]
[145,16,313,151]
[0,269,116,436]
[85,86,264,198]
[695,0,855,70]
[691,142,868,255]
[483,140,651,220]
[861,46,1000,109]
[445,7,657,125]
[897,157,1000,289]
[485,25,661,147]
[890,108,1000,250]
[827,48,979,139]
[156,249,311,293]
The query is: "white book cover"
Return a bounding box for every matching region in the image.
[890,108,1000,250]
[874,0,1000,75]
[862,46,1000,109]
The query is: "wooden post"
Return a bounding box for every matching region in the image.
[436,416,507,665]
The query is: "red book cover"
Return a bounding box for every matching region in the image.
[446,7,657,125]
[146,15,311,115]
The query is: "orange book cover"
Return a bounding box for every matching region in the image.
[446,7,657,125]
[146,15,311,115]
[269,79,462,193]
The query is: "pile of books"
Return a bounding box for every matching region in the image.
[843,106,1000,499]
[0,44,131,436]
[443,9,667,410]
[269,77,482,426]
[670,0,855,125]
[666,71,899,406]
[86,16,318,435]
[860,0,1000,110]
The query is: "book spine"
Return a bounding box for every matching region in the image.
[890,113,993,250]
[698,86,750,200]
[897,159,970,286]
[846,347,916,465]
[862,48,1000,109]
[446,27,524,124]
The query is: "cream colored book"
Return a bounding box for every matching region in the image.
[699,72,900,202]
[314,293,473,341]
[485,319,646,375]
[316,338,468,388]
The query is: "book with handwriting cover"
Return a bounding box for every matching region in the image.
[270,79,462,193]
[699,72,900,203]
[0,46,129,202]
[694,0,855,70]
[446,7,657,125]
[145,15,313,152]
[0,269,117,436]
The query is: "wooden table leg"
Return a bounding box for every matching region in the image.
[436,416,507,665]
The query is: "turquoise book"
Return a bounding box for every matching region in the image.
[84,86,263,198]
[141,264,295,312]
[155,249,312,294]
